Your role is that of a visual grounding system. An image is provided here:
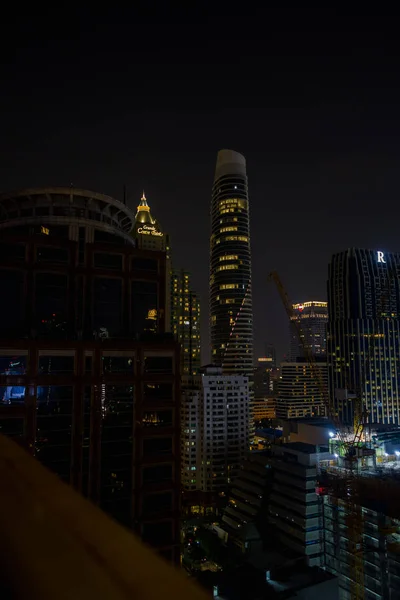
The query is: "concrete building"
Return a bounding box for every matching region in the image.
[277,362,327,420]
[181,377,202,492]
[0,187,181,563]
[222,452,271,555]
[209,149,253,376]
[181,366,249,496]
[282,418,334,445]
[268,442,332,567]
[170,269,201,376]
[253,398,276,422]
[328,248,400,425]
[290,301,328,361]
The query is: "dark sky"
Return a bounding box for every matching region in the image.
[1,10,399,362]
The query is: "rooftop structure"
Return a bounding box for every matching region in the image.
[0,186,135,243]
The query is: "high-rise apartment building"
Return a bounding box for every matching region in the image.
[277,361,327,419]
[181,366,249,495]
[0,187,181,563]
[290,301,328,361]
[328,248,400,425]
[170,269,201,376]
[210,149,253,376]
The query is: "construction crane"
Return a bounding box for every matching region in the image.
[269,271,365,600]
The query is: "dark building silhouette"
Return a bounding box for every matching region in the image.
[0,187,181,562]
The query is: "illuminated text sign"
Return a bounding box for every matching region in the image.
[137,225,163,237]
[377,251,386,264]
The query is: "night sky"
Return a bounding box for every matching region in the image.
[1,11,399,362]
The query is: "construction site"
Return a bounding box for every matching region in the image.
[270,271,400,600]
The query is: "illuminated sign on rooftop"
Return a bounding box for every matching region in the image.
[137,224,163,237]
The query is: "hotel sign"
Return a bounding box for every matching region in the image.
[137,225,163,237]
[377,251,386,264]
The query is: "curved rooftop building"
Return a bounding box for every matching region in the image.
[0,187,135,244]
[209,149,254,375]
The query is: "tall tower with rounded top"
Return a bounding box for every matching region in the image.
[210,149,254,375]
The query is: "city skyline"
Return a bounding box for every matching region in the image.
[1,13,400,363]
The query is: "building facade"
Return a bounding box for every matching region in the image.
[0,187,181,562]
[209,149,254,376]
[290,301,328,361]
[181,366,249,495]
[328,248,400,425]
[268,442,329,567]
[277,361,327,420]
[170,269,201,376]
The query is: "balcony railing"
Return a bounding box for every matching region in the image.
[0,434,207,600]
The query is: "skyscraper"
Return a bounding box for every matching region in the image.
[210,149,253,375]
[290,301,328,361]
[328,248,400,425]
[170,268,201,376]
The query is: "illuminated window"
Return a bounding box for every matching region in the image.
[220,284,239,290]
[220,226,237,233]
[219,199,239,207]
[224,235,248,242]
[219,255,238,261]
[216,264,239,272]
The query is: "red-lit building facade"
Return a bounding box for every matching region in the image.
[0,187,181,563]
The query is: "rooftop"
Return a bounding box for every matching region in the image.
[282,442,329,454]
[291,417,334,429]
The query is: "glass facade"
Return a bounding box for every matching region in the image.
[328,248,400,425]
[36,385,73,483]
[93,278,122,336]
[0,355,26,405]
[100,385,134,526]
[0,270,24,335]
[131,281,158,335]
